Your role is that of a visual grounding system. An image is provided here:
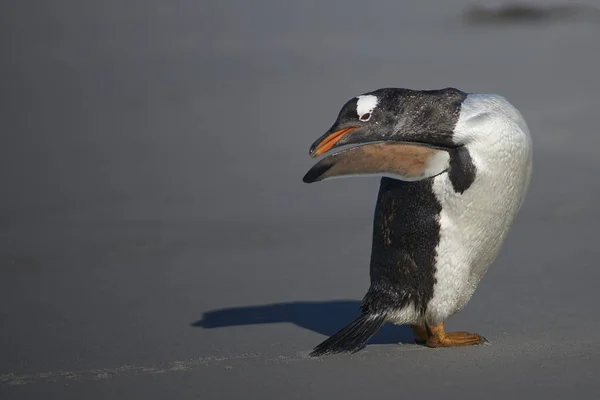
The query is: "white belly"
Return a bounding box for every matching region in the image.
[384,93,533,326]
[386,157,532,326]
[425,96,533,324]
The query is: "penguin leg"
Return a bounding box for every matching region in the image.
[424,323,487,347]
[411,325,429,345]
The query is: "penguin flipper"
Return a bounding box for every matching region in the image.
[309,313,387,357]
[303,142,449,183]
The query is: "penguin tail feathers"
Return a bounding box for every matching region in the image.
[309,312,387,357]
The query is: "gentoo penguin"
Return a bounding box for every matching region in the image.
[303,88,532,355]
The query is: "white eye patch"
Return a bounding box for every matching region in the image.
[356,95,378,122]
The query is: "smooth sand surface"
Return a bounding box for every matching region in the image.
[2,1,600,398]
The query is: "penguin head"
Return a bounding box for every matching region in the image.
[309,88,467,158]
[304,87,531,186]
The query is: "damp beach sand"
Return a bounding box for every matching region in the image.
[2,1,600,398]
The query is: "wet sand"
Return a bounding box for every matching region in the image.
[2,1,600,398]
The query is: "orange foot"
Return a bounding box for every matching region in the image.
[425,323,488,348]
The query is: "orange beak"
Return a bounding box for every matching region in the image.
[310,126,360,158]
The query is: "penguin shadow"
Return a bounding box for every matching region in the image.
[192,300,415,345]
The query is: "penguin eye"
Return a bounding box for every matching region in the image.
[359,112,372,122]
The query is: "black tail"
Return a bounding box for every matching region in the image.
[309,313,387,357]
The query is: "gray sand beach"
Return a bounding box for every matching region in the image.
[2,1,600,398]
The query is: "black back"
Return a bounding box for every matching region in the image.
[361,177,441,316]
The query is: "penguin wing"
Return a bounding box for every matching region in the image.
[303,142,450,183]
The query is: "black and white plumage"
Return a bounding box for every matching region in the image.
[303,88,532,356]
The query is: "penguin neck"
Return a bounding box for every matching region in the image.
[370,177,442,253]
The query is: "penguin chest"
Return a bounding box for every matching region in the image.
[425,153,532,323]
